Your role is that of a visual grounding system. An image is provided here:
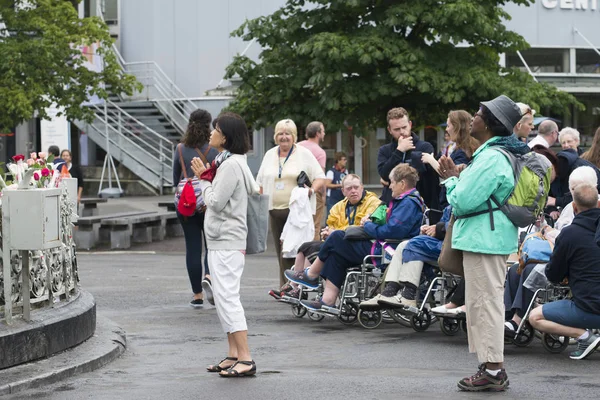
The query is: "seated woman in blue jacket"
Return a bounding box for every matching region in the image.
[285,164,425,312]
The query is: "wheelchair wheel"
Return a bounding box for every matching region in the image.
[338,301,359,325]
[440,317,460,336]
[511,321,535,347]
[460,319,468,336]
[308,312,324,322]
[358,309,383,329]
[410,310,432,332]
[541,333,570,353]
[387,309,412,327]
[291,304,306,318]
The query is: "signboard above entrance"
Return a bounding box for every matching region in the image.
[542,0,599,10]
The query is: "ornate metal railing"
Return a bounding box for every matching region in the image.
[0,188,79,324]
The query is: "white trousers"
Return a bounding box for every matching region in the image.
[208,250,248,334]
[463,251,507,363]
[383,241,424,287]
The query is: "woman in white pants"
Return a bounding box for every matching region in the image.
[191,112,260,377]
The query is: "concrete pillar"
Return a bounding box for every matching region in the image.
[15,120,35,156]
[354,134,363,178]
[562,49,570,73]
[569,48,576,74]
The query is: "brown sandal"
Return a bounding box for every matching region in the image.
[207,357,237,372]
[219,360,256,377]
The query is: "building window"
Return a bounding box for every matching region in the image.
[506,48,568,73]
[576,49,600,74]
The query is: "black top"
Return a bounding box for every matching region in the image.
[68,164,84,188]
[546,208,600,314]
[550,149,600,208]
[377,133,439,210]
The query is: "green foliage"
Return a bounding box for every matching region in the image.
[225,0,582,135]
[0,0,141,130]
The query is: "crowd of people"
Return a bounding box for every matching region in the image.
[174,97,600,388]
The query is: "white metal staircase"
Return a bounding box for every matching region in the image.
[75,2,198,194]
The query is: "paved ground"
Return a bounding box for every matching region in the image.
[5,234,600,400]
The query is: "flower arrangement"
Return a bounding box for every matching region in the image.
[1,152,69,190]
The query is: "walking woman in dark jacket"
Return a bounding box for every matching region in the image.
[173,109,219,307]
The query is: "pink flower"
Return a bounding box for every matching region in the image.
[33,172,40,181]
[12,154,25,162]
[27,158,35,166]
[38,152,47,159]
[41,168,50,177]
[30,152,37,159]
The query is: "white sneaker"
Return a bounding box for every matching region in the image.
[359,294,382,310]
[432,305,452,314]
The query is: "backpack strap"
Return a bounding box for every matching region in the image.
[178,144,188,180]
[194,146,210,166]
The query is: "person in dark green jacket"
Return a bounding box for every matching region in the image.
[439,95,524,393]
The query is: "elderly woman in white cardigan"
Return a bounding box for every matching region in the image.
[256,119,326,287]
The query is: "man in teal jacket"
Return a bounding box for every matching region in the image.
[439,95,525,392]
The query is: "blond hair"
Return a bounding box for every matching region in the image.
[274,119,298,143]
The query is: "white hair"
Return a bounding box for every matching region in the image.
[569,166,598,194]
[516,102,535,118]
[559,127,580,143]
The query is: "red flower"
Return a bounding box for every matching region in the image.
[41,168,50,177]
[12,154,25,162]
[33,172,40,181]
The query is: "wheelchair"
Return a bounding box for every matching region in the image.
[508,282,573,353]
[380,261,466,334]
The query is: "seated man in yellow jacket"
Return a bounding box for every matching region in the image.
[269,174,381,300]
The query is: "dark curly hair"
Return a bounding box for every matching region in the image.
[182,109,212,148]
[480,105,511,137]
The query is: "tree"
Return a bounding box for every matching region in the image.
[0,0,140,130]
[225,0,582,135]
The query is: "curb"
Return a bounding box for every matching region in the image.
[0,316,126,396]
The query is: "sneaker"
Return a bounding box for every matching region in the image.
[284,268,319,288]
[378,295,416,309]
[201,277,214,305]
[569,331,600,360]
[457,365,509,392]
[432,304,453,314]
[359,294,382,311]
[190,298,204,308]
[300,299,325,311]
[268,289,284,300]
[504,320,518,340]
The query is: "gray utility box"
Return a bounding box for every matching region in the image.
[2,188,62,250]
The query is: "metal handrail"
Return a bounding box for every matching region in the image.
[96,2,195,132]
[91,103,174,165]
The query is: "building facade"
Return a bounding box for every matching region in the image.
[3,1,599,188]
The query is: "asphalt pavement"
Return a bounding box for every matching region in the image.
[4,233,600,400]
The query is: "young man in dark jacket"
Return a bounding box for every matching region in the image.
[530,183,600,360]
[377,107,440,210]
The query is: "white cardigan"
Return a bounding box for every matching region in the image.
[256,144,326,211]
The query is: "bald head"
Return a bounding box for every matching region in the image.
[573,183,599,214]
[538,120,558,137]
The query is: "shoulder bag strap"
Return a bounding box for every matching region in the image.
[194,146,209,166]
[178,143,188,180]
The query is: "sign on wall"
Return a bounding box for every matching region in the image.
[542,0,599,10]
[40,104,70,154]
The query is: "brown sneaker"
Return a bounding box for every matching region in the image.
[457,365,509,392]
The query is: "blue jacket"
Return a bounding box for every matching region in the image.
[545,208,600,314]
[377,133,439,209]
[403,205,452,263]
[551,149,600,208]
[363,189,424,258]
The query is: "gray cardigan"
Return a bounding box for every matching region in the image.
[199,155,260,250]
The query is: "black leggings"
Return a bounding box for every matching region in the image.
[177,211,209,294]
